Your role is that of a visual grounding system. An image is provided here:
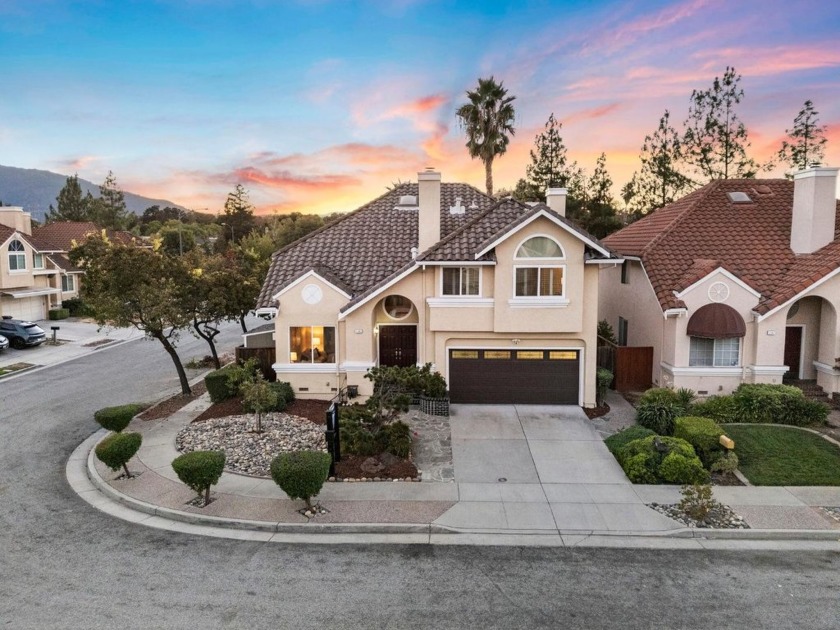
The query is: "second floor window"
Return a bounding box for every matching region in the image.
[514,236,565,298]
[442,267,479,296]
[62,275,75,292]
[8,240,26,271]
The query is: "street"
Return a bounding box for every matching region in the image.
[1,323,839,629]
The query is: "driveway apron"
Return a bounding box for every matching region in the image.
[436,404,682,533]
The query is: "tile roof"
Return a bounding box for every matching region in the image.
[31,222,137,252]
[47,253,83,273]
[602,179,840,314]
[0,224,40,251]
[257,182,493,308]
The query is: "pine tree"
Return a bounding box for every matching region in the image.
[46,174,93,223]
[777,100,828,174]
[524,113,577,199]
[220,184,256,244]
[90,171,129,229]
[584,153,621,238]
[682,67,758,181]
[636,110,693,211]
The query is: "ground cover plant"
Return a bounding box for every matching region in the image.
[722,425,840,485]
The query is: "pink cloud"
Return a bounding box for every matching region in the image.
[694,43,840,77]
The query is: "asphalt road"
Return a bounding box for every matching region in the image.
[1,323,839,629]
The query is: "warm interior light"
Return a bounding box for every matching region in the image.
[312,337,321,347]
[290,351,298,362]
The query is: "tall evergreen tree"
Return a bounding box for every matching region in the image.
[456,76,516,196]
[777,100,828,174]
[46,174,93,223]
[682,67,758,181]
[220,183,256,244]
[90,171,130,229]
[584,153,622,238]
[636,110,692,212]
[525,113,577,198]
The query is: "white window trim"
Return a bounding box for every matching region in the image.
[273,363,337,373]
[287,324,337,365]
[8,239,27,272]
[428,297,494,308]
[61,275,76,292]
[512,264,567,299]
[661,362,743,377]
[33,253,45,270]
[382,296,414,321]
[440,266,482,297]
[688,336,742,368]
[514,233,566,260]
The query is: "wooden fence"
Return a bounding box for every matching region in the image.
[597,337,653,392]
[235,346,276,382]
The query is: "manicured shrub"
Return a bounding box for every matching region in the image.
[731,384,829,426]
[204,365,236,403]
[596,368,613,406]
[674,416,724,467]
[270,381,295,407]
[94,404,144,433]
[690,395,738,423]
[604,426,656,459]
[635,388,680,435]
[271,450,331,509]
[618,435,707,484]
[62,297,94,317]
[710,451,739,476]
[95,432,142,478]
[48,308,69,320]
[171,450,225,506]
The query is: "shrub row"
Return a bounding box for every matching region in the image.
[690,384,829,427]
[48,308,69,320]
[61,297,94,317]
[204,361,295,411]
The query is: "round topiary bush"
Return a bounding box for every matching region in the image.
[94,404,144,433]
[171,450,226,506]
[619,435,707,484]
[95,432,142,478]
[270,450,331,509]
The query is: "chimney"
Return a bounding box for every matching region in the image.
[545,188,567,217]
[790,167,839,254]
[0,206,32,235]
[418,167,441,253]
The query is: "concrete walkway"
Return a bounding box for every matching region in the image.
[67,394,840,547]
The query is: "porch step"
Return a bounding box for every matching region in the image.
[784,379,832,403]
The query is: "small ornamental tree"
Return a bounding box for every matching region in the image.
[172,451,226,506]
[94,404,144,433]
[240,373,279,433]
[95,432,142,478]
[271,451,331,510]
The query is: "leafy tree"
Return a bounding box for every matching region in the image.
[159,220,198,256]
[240,374,278,433]
[70,235,194,395]
[456,76,516,196]
[46,174,93,222]
[239,212,326,260]
[565,166,589,224]
[178,251,233,368]
[219,183,256,244]
[141,205,186,225]
[524,113,577,199]
[89,171,131,229]
[682,66,759,181]
[636,110,692,212]
[584,153,622,238]
[777,100,828,174]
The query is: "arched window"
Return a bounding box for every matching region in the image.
[8,239,26,271]
[514,236,565,298]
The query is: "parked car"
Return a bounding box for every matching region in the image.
[0,334,8,352]
[0,317,47,349]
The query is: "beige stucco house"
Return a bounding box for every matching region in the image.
[599,166,840,402]
[255,169,621,406]
[0,206,83,320]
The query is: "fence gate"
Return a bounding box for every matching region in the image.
[614,346,653,392]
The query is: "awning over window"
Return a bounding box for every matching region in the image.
[687,303,746,339]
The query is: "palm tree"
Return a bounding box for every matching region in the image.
[456,76,516,196]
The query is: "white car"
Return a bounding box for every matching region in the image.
[0,334,8,352]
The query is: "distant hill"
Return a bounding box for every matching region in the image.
[0,164,188,222]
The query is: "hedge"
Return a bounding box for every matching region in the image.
[690,384,830,427]
[270,451,331,509]
[618,435,708,484]
[171,450,225,506]
[95,432,142,478]
[94,404,145,433]
[674,416,725,467]
[204,365,237,403]
[48,308,69,320]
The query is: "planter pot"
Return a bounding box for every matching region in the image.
[420,395,450,417]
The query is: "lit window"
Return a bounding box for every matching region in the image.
[442,267,479,296]
[689,337,740,367]
[514,236,565,298]
[62,275,75,292]
[8,240,26,271]
[289,326,335,363]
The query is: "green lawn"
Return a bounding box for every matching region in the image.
[723,424,840,486]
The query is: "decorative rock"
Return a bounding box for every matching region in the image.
[648,503,749,529]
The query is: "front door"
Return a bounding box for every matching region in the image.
[784,326,803,379]
[379,325,417,367]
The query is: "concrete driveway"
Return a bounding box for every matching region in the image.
[437,404,682,533]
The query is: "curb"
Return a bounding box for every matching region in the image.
[73,431,840,546]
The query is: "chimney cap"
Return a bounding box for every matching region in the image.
[546,187,568,196]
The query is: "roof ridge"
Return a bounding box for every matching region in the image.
[417,197,512,259]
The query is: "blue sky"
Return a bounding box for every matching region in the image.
[2,0,839,214]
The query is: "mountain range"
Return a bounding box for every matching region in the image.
[0,165,188,222]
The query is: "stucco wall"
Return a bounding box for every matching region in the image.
[1,235,36,289]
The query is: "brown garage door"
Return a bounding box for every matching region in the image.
[449,349,580,404]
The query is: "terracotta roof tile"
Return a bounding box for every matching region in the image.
[603,179,840,314]
[32,222,137,252]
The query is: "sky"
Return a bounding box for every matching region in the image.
[2,0,839,216]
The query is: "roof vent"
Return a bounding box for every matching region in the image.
[449,197,465,215]
[396,194,418,209]
[753,185,772,195]
[726,191,752,204]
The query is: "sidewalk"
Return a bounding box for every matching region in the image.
[0,317,144,376]
[67,393,840,549]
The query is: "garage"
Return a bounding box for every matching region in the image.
[0,291,53,321]
[448,348,581,404]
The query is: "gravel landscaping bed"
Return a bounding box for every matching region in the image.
[648,503,749,529]
[821,506,840,524]
[176,413,326,477]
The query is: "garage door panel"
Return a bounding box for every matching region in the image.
[1,297,46,322]
[449,349,579,405]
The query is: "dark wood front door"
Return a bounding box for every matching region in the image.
[379,325,417,367]
[784,326,803,379]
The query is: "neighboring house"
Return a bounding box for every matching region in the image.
[599,166,840,400]
[255,168,621,406]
